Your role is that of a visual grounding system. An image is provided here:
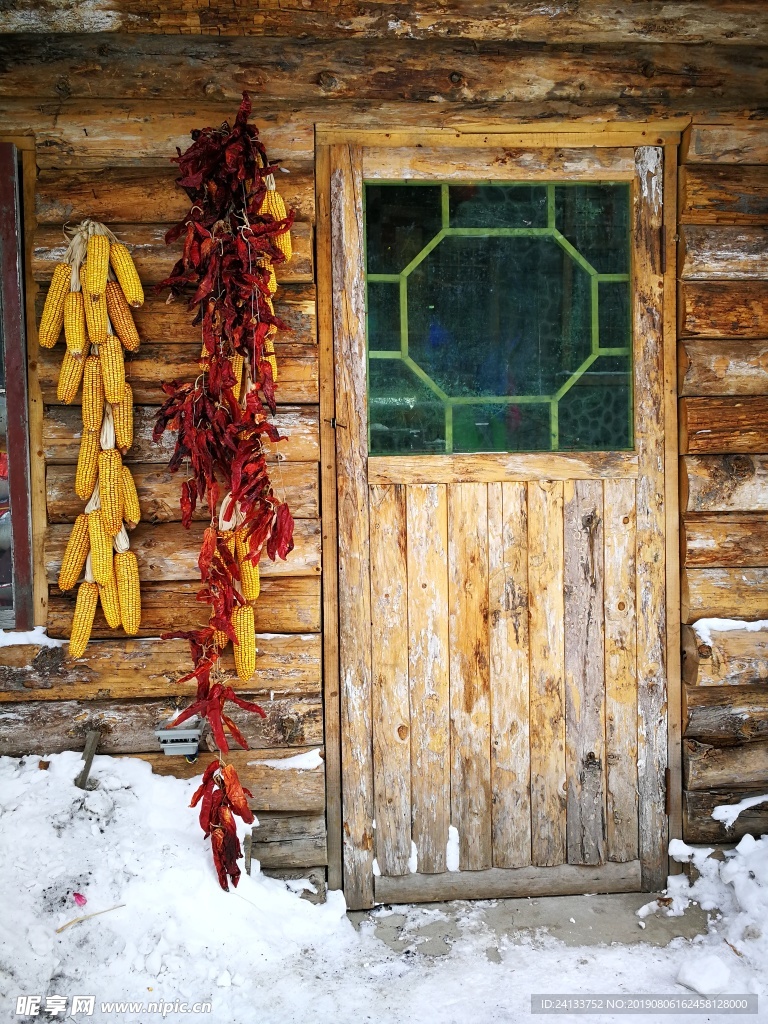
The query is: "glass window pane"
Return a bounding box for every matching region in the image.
[368,359,445,455]
[559,357,633,451]
[365,184,442,275]
[367,281,401,352]
[555,183,630,275]
[449,184,548,228]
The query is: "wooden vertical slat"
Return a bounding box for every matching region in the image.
[407,483,450,874]
[564,479,606,866]
[633,146,668,890]
[369,484,411,875]
[448,482,492,871]
[604,478,639,862]
[331,143,375,909]
[489,481,531,868]
[528,479,567,867]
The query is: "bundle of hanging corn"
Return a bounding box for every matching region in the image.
[153,92,295,890]
[39,220,143,658]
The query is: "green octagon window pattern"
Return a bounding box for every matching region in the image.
[364,181,633,456]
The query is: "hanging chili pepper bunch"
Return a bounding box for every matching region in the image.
[154,92,295,889]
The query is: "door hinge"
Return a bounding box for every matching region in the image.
[327,417,347,430]
[664,766,671,815]
[660,224,667,275]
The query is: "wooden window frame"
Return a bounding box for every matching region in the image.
[316,124,682,896]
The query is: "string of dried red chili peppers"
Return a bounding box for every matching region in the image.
[154,93,295,890]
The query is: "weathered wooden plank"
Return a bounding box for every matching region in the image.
[3,5,767,43]
[0,633,321,701]
[47,461,318,523]
[251,835,328,869]
[682,455,768,513]
[488,481,530,869]
[35,165,316,224]
[136,749,325,814]
[45,519,321,584]
[603,478,638,862]
[678,339,768,397]
[33,221,314,285]
[528,479,566,868]
[375,860,641,905]
[679,225,768,280]
[682,567,768,623]
[678,281,768,338]
[684,684,768,744]
[363,146,635,181]
[369,484,411,876]
[682,125,768,164]
[680,397,768,454]
[43,404,319,464]
[448,482,491,871]
[406,483,450,875]
[690,625,768,688]
[252,813,326,844]
[47,577,321,637]
[679,166,768,226]
[369,451,638,484]
[332,143,374,909]
[684,738,768,791]
[633,147,667,890]
[0,695,322,756]
[564,479,605,866]
[683,513,768,568]
[38,342,319,406]
[683,788,768,844]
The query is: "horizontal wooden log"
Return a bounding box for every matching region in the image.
[253,812,325,844]
[679,225,768,281]
[0,633,321,702]
[684,684,768,744]
[4,5,768,43]
[45,519,321,583]
[680,397,768,454]
[682,125,768,164]
[683,513,768,568]
[133,749,325,814]
[33,221,314,285]
[38,342,319,406]
[682,566,768,623]
[682,455,768,513]
[35,285,317,346]
[679,166,768,226]
[684,738,768,791]
[35,165,315,224]
[47,577,322,637]
[46,461,319,522]
[0,695,322,756]
[42,404,319,464]
[1,35,764,108]
[251,835,328,869]
[689,625,768,688]
[678,281,768,338]
[678,339,768,397]
[683,788,768,843]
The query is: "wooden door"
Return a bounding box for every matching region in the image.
[329,142,668,910]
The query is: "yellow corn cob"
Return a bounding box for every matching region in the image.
[235,527,261,601]
[113,382,134,453]
[122,465,141,527]
[98,558,122,629]
[257,258,277,296]
[64,290,86,357]
[98,449,124,536]
[75,429,100,500]
[58,514,90,592]
[80,264,108,344]
[261,187,292,261]
[82,355,105,433]
[57,348,86,404]
[88,510,113,586]
[232,603,256,682]
[39,263,71,348]
[85,234,110,300]
[105,280,140,352]
[69,581,98,659]
[115,550,141,635]
[210,610,229,650]
[109,243,144,308]
[100,334,126,404]
[264,337,278,383]
[230,353,244,400]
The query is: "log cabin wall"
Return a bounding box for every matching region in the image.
[0,9,764,883]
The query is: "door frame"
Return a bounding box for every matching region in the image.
[316,125,682,909]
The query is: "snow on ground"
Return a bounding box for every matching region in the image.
[0,752,765,1023]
